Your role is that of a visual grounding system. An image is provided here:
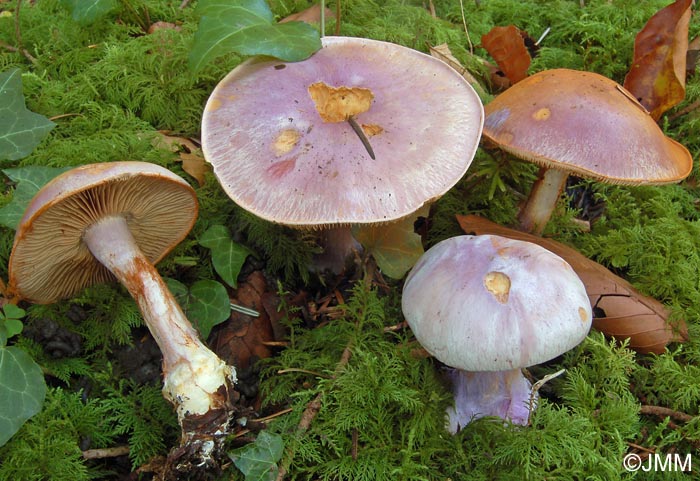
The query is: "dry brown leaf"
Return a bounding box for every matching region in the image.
[429,43,488,97]
[623,0,692,120]
[279,4,335,24]
[456,214,688,354]
[211,271,275,372]
[153,130,209,186]
[481,25,531,84]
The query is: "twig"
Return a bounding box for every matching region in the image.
[458,0,473,54]
[627,442,656,454]
[276,368,331,378]
[48,113,83,121]
[4,1,37,64]
[335,0,341,36]
[82,446,130,459]
[427,0,436,17]
[639,405,694,422]
[179,0,191,9]
[275,345,353,481]
[347,115,375,160]
[667,98,700,122]
[232,408,294,439]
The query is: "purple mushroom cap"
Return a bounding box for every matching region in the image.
[201,36,483,227]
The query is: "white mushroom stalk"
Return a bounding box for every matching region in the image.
[8,162,238,466]
[83,215,236,425]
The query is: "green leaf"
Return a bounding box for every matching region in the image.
[189,0,322,73]
[59,0,117,25]
[166,278,231,339]
[0,346,47,447]
[352,207,428,279]
[0,69,56,161]
[3,319,23,339]
[229,431,284,481]
[199,225,251,288]
[0,166,71,230]
[1,304,25,321]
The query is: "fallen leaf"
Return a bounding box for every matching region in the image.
[481,25,531,84]
[429,43,488,97]
[623,0,692,120]
[153,131,209,185]
[179,152,209,186]
[279,3,334,24]
[352,206,428,279]
[456,214,688,354]
[211,272,275,372]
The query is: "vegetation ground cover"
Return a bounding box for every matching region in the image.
[0,0,699,480]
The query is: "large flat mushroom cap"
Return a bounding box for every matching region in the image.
[9,161,198,304]
[202,36,484,227]
[402,235,592,371]
[483,69,692,184]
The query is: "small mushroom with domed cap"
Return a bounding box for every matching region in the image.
[7,161,237,465]
[402,234,592,432]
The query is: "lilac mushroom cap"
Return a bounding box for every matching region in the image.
[201,36,483,227]
[402,234,592,430]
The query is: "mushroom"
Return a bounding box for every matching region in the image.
[201,36,483,273]
[7,162,236,457]
[482,69,692,235]
[401,234,592,432]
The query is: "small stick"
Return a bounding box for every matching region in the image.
[639,405,694,422]
[347,116,375,160]
[82,446,130,460]
[335,0,341,36]
[458,0,473,54]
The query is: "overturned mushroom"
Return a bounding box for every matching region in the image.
[7,162,236,466]
[202,36,483,274]
[482,69,692,234]
[402,235,592,431]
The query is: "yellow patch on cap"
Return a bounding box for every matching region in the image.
[308,82,374,123]
[532,107,551,121]
[484,271,511,304]
[272,129,301,156]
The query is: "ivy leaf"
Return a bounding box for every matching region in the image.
[199,225,252,288]
[166,278,231,339]
[58,0,118,25]
[352,206,429,279]
[0,166,71,230]
[0,346,47,447]
[189,0,322,73]
[229,431,284,481]
[0,69,56,161]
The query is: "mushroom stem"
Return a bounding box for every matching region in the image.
[517,167,569,235]
[82,215,236,431]
[312,226,362,273]
[445,368,534,433]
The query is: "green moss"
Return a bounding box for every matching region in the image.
[1,0,699,478]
